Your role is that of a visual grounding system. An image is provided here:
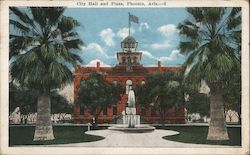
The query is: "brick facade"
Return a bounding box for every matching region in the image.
[73,36,185,124]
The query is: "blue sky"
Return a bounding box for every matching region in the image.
[64,8,188,67]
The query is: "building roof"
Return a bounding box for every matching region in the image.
[74,64,182,75]
[122,36,137,43]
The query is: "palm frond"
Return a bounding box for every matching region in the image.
[48,61,73,84]
[63,38,84,50]
[40,43,57,61]
[9,35,36,58]
[229,8,241,18]
[227,14,241,30]
[179,40,198,54]
[9,19,30,33]
[58,16,80,35]
[46,7,65,24]
[66,52,83,64]
[30,7,47,28]
[186,8,204,22]
[203,8,225,25]
[10,7,34,27]
[10,7,84,91]
[178,21,199,39]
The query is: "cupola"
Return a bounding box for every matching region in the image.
[121,36,138,53]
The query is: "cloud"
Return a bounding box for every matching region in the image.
[80,43,116,66]
[85,59,111,67]
[139,22,150,31]
[140,50,183,63]
[151,41,171,50]
[81,43,109,58]
[99,28,115,46]
[149,24,179,50]
[157,24,178,37]
[158,50,183,62]
[140,50,157,60]
[117,27,135,39]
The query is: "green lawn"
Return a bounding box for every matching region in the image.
[9,125,105,146]
[159,126,241,146]
[10,125,241,146]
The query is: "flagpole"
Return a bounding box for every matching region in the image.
[128,12,130,36]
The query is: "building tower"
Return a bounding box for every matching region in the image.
[116,36,142,71]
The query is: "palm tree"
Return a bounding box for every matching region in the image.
[9,7,83,141]
[178,8,241,140]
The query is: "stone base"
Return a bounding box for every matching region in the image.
[123,115,140,127]
[108,125,155,133]
[126,107,136,115]
[33,125,55,141]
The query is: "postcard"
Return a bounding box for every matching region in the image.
[0,0,249,154]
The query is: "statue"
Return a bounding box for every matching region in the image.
[127,86,135,107]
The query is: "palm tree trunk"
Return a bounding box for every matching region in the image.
[33,94,54,141]
[207,93,229,140]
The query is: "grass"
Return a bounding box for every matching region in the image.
[10,125,241,146]
[9,125,105,146]
[159,126,241,146]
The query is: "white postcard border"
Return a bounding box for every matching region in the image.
[0,0,249,155]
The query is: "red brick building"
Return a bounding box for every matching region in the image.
[73,36,185,124]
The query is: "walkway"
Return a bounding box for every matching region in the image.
[52,129,235,148]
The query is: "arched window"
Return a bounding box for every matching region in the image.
[141,81,145,85]
[126,80,133,94]
[128,57,132,64]
[132,43,135,48]
[113,81,117,86]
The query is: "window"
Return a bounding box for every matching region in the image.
[141,81,145,85]
[113,81,117,86]
[128,57,132,64]
[151,108,157,116]
[79,105,84,115]
[122,57,126,63]
[133,57,137,64]
[113,105,117,115]
[103,107,107,115]
[131,58,134,63]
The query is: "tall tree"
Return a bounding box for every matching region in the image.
[185,87,210,119]
[9,83,71,124]
[51,92,72,122]
[223,66,241,124]
[136,71,185,126]
[76,73,122,126]
[9,7,83,141]
[178,8,241,140]
[9,82,38,121]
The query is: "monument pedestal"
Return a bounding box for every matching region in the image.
[108,89,155,133]
[123,107,140,128]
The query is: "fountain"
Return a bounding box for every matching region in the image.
[108,86,155,133]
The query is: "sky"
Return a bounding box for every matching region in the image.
[64,8,189,67]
